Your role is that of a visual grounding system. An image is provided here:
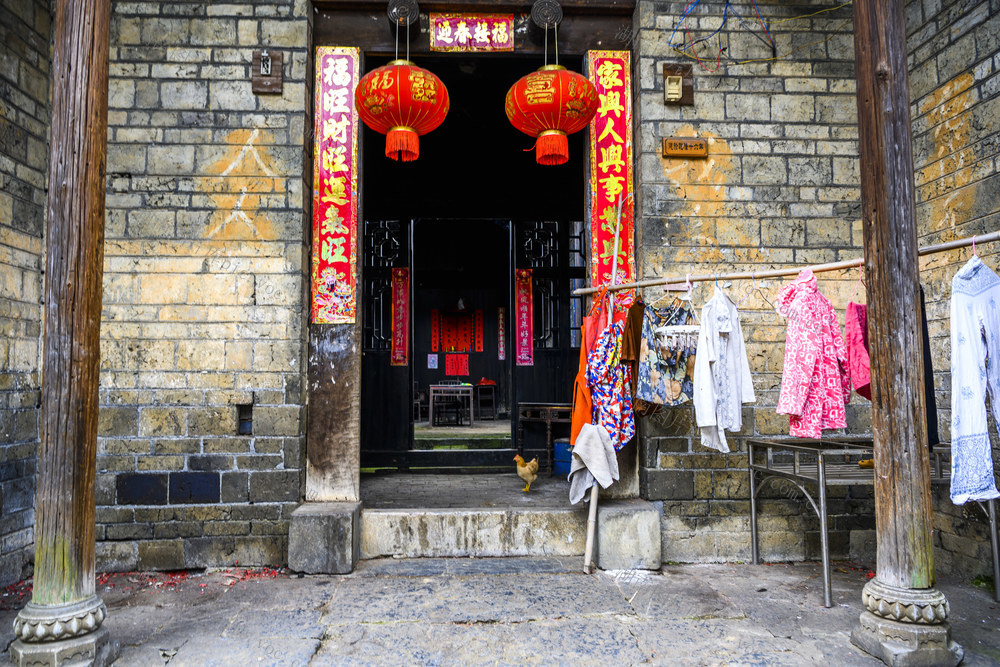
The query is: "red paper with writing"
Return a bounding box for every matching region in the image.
[515,269,534,366]
[445,353,469,376]
[311,47,360,324]
[390,268,408,366]
[498,307,506,360]
[430,13,514,52]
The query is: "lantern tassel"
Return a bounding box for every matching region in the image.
[536,130,568,166]
[387,127,419,162]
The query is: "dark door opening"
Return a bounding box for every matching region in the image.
[360,53,585,470]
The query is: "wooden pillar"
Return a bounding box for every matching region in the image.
[11,0,115,664]
[849,0,962,663]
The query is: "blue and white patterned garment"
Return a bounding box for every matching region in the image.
[950,256,1000,504]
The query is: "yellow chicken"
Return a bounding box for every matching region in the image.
[513,454,539,492]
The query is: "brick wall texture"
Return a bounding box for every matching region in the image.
[0,0,49,587]
[634,0,877,564]
[906,0,1000,579]
[97,0,312,571]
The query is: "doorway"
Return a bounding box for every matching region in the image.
[359,53,585,471]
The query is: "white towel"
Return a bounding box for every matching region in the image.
[569,423,620,504]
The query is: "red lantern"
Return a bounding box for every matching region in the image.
[355,60,450,162]
[505,65,599,166]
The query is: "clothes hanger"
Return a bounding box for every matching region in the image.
[737,273,774,311]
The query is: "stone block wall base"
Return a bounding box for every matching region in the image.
[851,611,963,666]
[10,627,118,667]
[597,499,661,571]
[288,501,360,574]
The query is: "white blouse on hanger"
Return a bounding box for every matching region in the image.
[694,287,756,452]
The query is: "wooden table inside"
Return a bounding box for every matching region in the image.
[429,384,474,427]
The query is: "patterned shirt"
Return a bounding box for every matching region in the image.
[586,320,635,451]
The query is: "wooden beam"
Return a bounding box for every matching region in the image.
[315,11,633,56]
[313,0,636,16]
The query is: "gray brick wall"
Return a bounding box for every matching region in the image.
[906,0,1000,580]
[0,0,50,587]
[97,0,312,571]
[634,0,874,564]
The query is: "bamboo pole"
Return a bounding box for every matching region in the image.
[573,229,1000,296]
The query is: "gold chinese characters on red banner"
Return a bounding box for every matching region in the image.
[311,47,359,324]
[586,50,635,312]
[430,13,514,52]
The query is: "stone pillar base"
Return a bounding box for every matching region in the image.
[10,626,117,667]
[851,611,963,666]
[288,501,361,574]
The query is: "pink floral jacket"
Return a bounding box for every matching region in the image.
[775,270,850,438]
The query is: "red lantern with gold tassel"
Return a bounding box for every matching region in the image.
[505,64,598,166]
[355,60,450,162]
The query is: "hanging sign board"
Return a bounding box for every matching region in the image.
[390,268,409,366]
[430,13,515,52]
[311,47,360,324]
[586,50,636,315]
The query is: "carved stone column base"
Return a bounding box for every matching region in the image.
[10,626,117,667]
[851,611,963,666]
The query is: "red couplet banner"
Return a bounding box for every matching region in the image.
[586,50,635,314]
[498,307,506,361]
[515,269,533,366]
[312,47,360,324]
[430,309,440,352]
[390,268,409,366]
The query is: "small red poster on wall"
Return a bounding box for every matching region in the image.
[390,268,409,366]
[474,309,484,352]
[515,269,533,366]
[445,353,469,376]
[498,307,506,361]
[431,309,440,352]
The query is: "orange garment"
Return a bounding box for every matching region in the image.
[571,289,606,445]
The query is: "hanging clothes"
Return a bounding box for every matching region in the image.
[620,299,645,399]
[636,300,697,406]
[920,287,941,447]
[844,302,872,400]
[845,290,940,446]
[586,320,634,451]
[693,288,756,452]
[775,269,850,438]
[570,289,607,446]
[949,256,1000,504]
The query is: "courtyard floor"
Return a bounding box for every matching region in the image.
[1,558,997,665]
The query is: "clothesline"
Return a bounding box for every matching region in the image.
[573,229,1000,296]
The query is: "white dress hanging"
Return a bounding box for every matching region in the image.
[693,287,756,453]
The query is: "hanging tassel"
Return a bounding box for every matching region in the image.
[386,126,419,162]
[536,130,568,166]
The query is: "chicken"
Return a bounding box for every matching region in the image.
[513,454,539,492]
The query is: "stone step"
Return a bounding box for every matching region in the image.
[359,499,661,569]
[411,437,512,450]
[360,507,588,559]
